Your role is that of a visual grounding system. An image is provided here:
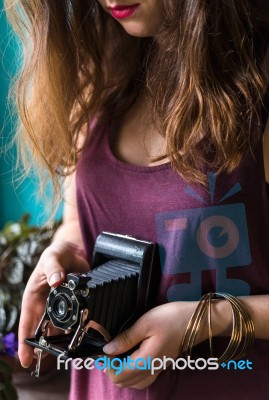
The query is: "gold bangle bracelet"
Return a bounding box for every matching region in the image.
[179,293,211,357]
[213,293,254,362]
[179,292,255,363]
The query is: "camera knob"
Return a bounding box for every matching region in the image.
[68,280,77,290]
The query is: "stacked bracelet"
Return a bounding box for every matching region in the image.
[179,292,255,363]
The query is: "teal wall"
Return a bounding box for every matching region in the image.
[0,2,62,227]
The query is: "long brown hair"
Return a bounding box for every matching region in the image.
[4,0,269,206]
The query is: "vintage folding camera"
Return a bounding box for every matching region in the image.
[25,232,159,374]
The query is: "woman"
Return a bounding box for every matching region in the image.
[5,0,269,399]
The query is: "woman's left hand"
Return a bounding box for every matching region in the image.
[102,301,202,389]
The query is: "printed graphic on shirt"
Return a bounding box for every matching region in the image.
[155,174,252,301]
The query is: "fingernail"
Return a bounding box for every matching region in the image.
[20,361,30,369]
[103,342,118,355]
[49,272,62,286]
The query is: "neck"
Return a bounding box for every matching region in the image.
[110,96,168,167]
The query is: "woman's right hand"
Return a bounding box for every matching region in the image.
[18,241,90,368]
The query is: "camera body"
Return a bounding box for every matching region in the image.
[25,232,159,360]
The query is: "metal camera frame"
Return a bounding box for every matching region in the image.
[25,232,159,365]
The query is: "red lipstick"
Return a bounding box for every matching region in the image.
[108,4,140,19]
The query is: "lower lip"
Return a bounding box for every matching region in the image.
[109,4,139,19]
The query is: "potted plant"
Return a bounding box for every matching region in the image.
[0,214,56,399]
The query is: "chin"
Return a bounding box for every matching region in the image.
[120,22,155,38]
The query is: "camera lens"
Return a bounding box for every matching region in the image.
[51,294,72,321]
[54,298,67,318]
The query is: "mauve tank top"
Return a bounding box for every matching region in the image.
[71,114,269,400]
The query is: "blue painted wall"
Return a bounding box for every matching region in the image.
[0,3,62,228]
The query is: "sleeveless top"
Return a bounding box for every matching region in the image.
[71,111,269,400]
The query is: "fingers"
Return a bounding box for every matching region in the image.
[40,245,70,287]
[18,265,57,368]
[103,334,163,387]
[103,315,150,356]
[104,365,157,389]
[103,302,191,389]
[18,291,45,368]
[101,312,157,387]
[43,257,66,287]
[18,241,89,369]
[41,242,89,286]
[119,373,159,390]
[18,241,88,368]
[129,374,159,390]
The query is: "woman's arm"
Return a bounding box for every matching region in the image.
[18,171,90,368]
[101,294,269,389]
[52,173,83,245]
[46,172,88,285]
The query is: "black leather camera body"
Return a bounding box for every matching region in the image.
[25,232,159,362]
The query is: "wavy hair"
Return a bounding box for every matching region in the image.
[4,0,269,204]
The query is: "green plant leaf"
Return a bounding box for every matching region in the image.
[0,359,13,378]
[0,380,18,400]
